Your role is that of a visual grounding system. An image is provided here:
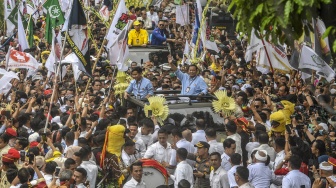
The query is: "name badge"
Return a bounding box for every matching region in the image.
[185,87,190,93]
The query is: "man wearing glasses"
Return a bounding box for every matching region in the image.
[151,20,175,45]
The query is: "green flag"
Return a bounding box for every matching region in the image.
[8,5,19,26]
[27,16,34,47]
[43,0,65,44]
[8,5,28,28]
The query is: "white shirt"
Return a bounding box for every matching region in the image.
[253,144,276,162]
[124,177,146,188]
[210,166,230,188]
[146,11,158,21]
[136,128,153,148]
[246,142,260,162]
[133,137,147,158]
[75,183,87,188]
[282,170,311,188]
[248,163,273,188]
[191,130,207,145]
[176,139,195,153]
[170,160,194,188]
[227,133,242,156]
[228,165,239,187]
[43,174,53,185]
[79,160,98,188]
[137,17,153,29]
[239,182,255,188]
[272,150,285,171]
[122,149,140,167]
[221,152,232,171]
[144,142,175,166]
[208,140,224,155]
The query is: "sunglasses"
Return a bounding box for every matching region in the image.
[159,24,164,26]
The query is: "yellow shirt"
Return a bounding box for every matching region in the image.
[128,29,148,46]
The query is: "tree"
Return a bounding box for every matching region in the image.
[227,0,336,54]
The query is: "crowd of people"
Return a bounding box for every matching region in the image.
[0,0,336,188]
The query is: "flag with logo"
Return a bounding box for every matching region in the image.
[6,49,40,70]
[299,45,335,82]
[4,0,15,36]
[108,21,131,72]
[43,0,65,44]
[66,0,92,77]
[106,0,128,48]
[99,0,113,21]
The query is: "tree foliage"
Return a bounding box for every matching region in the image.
[227,0,336,52]
[0,0,4,31]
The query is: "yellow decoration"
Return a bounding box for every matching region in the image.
[212,90,236,117]
[105,125,126,157]
[144,96,169,125]
[113,71,130,96]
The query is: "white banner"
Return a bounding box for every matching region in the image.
[245,28,263,62]
[299,45,335,82]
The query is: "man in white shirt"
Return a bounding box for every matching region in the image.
[282,155,311,188]
[206,128,224,155]
[228,153,242,188]
[169,148,194,188]
[209,152,230,188]
[147,5,158,22]
[136,118,155,148]
[78,146,98,188]
[137,10,153,29]
[128,123,146,157]
[234,166,255,188]
[122,139,141,167]
[72,167,88,188]
[271,137,286,187]
[252,133,276,162]
[124,161,146,188]
[221,138,236,171]
[171,128,195,153]
[248,150,274,187]
[191,119,207,145]
[144,128,176,167]
[225,120,242,156]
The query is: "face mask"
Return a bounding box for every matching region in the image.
[330,88,336,94]
[319,130,324,135]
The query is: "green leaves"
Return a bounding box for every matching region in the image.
[229,0,336,52]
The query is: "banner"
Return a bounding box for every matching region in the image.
[176,5,189,26]
[7,50,40,70]
[299,45,335,82]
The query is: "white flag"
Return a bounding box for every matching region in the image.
[99,5,110,21]
[245,28,263,62]
[0,68,19,94]
[45,31,61,73]
[106,0,128,49]
[4,0,15,36]
[17,12,29,51]
[299,45,335,82]
[7,49,40,70]
[176,5,189,26]
[108,22,130,71]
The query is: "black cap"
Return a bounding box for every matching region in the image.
[194,141,210,149]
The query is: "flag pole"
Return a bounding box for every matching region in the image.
[43,30,68,133]
[260,37,274,73]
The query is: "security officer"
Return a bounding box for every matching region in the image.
[189,141,211,188]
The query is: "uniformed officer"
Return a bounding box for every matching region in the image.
[190,141,211,188]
